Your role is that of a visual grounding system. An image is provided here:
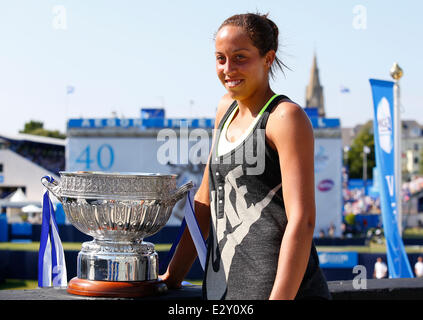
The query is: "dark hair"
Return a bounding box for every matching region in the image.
[216,12,288,79]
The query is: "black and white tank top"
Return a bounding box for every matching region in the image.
[203,94,331,300]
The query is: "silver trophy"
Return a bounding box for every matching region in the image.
[42,171,193,297]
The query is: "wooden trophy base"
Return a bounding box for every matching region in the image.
[67,277,168,298]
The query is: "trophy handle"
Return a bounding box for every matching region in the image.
[170,181,194,203]
[41,176,62,200]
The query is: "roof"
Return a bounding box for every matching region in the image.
[0,132,66,147]
[6,188,27,202]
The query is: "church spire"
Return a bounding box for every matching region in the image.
[305,53,325,117]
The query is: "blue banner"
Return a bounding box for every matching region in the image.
[67,117,215,129]
[318,252,358,269]
[369,79,413,278]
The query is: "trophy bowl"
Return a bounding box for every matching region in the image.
[41,171,193,297]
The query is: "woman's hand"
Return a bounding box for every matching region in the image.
[159,270,183,290]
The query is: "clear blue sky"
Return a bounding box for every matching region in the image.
[0,0,422,135]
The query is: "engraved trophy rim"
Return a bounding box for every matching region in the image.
[59,171,178,179]
[46,171,181,201]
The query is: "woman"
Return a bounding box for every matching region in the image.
[161,13,331,300]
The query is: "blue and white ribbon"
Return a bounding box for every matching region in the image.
[38,176,67,288]
[183,190,207,270]
[161,189,207,274]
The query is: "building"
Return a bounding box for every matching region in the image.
[0,133,65,200]
[305,53,325,117]
[0,133,65,221]
[402,120,423,177]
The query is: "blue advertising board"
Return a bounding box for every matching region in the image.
[309,117,340,129]
[318,251,358,269]
[67,118,215,129]
[67,116,339,130]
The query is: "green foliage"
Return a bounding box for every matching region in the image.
[346,120,375,179]
[21,120,43,133]
[19,120,66,139]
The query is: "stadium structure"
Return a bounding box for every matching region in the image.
[0,133,65,222]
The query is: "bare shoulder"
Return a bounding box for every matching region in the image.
[267,99,314,147]
[269,99,309,122]
[268,99,312,131]
[214,93,234,129]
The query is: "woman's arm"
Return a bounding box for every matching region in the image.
[160,94,233,288]
[160,168,212,289]
[266,101,316,300]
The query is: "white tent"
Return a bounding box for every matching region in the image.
[7,188,27,202]
[21,204,42,213]
[4,188,29,222]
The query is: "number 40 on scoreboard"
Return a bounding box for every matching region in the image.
[75,144,115,170]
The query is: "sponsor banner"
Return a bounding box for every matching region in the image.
[141,108,165,119]
[314,138,343,237]
[67,118,215,129]
[369,78,413,278]
[68,117,339,130]
[318,251,358,268]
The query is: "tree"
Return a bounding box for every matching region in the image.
[19,120,66,139]
[346,120,375,179]
[21,120,43,133]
